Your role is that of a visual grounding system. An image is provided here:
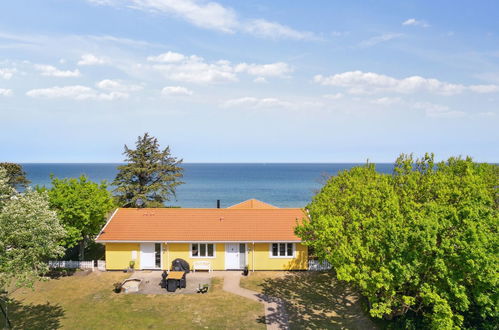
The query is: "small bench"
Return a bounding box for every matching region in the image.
[193,261,212,273]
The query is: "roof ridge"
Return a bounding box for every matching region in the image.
[227,199,279,209]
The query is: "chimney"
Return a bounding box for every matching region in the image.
[217,200,221,208]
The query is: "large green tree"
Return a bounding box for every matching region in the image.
[296,154,498,329]
[0,163,30,190]
[113,133,184,208]
[45,175,115,261]
[0,169,66,327]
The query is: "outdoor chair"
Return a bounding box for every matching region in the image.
[197,283,209,294]
[160,270,168,288]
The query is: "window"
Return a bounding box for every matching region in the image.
[270,243,294,258]
[191,243,215,258]
[154,243,161,268]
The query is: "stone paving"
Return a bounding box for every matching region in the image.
[127,270,211,294]
[125,270,289,329]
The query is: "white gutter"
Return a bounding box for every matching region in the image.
[95,240,302,243]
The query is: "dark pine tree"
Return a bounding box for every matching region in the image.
[0,162,30,190]
[113,133,184,208]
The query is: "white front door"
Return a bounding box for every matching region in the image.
[225,243,240,269]
[140,243,156,269]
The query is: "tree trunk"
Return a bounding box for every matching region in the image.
[78,238,87,261]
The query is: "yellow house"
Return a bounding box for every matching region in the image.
[95,199,308,271]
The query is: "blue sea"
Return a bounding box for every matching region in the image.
[21,163,395,208]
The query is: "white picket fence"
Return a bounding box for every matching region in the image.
[97,260,106,271]
[308,259,332,271]
[48,260,106,271]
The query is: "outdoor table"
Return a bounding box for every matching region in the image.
[166,271,186,292]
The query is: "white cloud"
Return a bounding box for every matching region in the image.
[222,96,293,109]
[314,71,499,95]
[359,33,403,47]
[78,54,106,66]
[147,51,186,63]
[413,102,465,118]
[243,19,318,40]
[0,68,16,80]
[302,100,325,108]
[331,31,349,37]
[148,51,292,83]
[86,34,163,48]
[0,88,13,96]
[152,56,236,84]
[86,0,115,4]
[468,84,499,93]
[96,79,143,92]
[26,85,128,101]
[476,111,496,117]
[371,97,402,105]
[130,0,238,33]
[322,93,343,100]
[234,62,292,77]
[86,0,317,40]
[161,86,193,96]
[34,64,80,77]
[402,18,430,28]
[253,77,268,83]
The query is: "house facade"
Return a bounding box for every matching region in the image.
[96,199,309,271]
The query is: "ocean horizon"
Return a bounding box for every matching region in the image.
[20,163,395,208]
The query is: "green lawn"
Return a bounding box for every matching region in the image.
[240,271,378,329]
[3,272,265,330]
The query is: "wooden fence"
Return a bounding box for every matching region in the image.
[308,259,332,271]
[48,260,106,271]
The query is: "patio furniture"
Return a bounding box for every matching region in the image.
[114,278,142,293]
[193,261,212,273]
[166,271,186,292]
[197,283,209,294]
[160,270,168,288]
[171,258,190,273]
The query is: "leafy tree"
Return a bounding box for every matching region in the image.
[113,133,184,208]
[0,168,65,327]
[0,162,30,189]
[45,175,115,261]
[0,169,14,208]
[296,154,498,329]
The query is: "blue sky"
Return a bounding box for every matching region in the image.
[0,0,498,162]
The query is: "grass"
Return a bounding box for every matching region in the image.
[3,272,265,330]
[240,271,379,329]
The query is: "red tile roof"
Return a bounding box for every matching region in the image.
[96,201,306,242]
[227,199,279,209]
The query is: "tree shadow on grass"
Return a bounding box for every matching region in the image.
[254,294,289,329]
[256,272,377,329]
[1,298,64,330]
[44,268,76,279]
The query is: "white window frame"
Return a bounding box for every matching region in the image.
[190,243,216,258]
[154,243,163,269]
[269,243,295,258]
